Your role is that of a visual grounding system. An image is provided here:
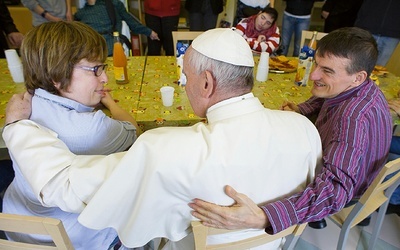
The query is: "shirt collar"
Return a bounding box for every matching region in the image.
[207,92,254,114]
[34,88,95,112]
[324,79,373,106]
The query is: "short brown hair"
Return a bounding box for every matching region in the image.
[316,27,378,76]
[21,21,107,95]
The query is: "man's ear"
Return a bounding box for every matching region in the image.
[352,70,368,87]
[203,70,216,98]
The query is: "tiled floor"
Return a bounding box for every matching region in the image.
[295,212,400,250]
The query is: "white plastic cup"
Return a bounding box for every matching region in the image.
[258,52,269,67]
[256,52,269,82]
[160,86,175,107]
[256,66,268,82]
[5,49,22,67]
[8,64,25,83]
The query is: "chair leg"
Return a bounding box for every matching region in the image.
[336,225,351,250]
[283,234,300,250]
[369,178,400,249]
[367,205,386,250]
[335,203,366,250]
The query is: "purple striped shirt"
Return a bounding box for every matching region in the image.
[262,79,392,234]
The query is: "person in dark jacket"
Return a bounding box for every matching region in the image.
[185,0,223,31]
[280,0,323,57]
[0,0,24,58]
[321,0,363,33]
[75,0,159,56]
[354,0,400,66]
[144,0,180,56]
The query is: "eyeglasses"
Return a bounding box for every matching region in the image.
[75,64,108,77]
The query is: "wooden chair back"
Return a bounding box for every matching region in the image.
[329,158,400,250]
[172,31,204,57]
[300,30,328,49]
[191,221,306,250]
[0,213,74,250]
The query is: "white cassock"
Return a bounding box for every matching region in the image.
[3,94,322,249]
[78,94,322,248]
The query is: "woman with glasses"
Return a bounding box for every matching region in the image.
[234,6,280,54]
[2,21,139,249]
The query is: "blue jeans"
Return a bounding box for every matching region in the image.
[386,136,400,205]
[373,35,400,66]
[280,13,310,57]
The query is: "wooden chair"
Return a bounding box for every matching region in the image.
[300,30,328,49]
[172,31,204,57]
[0,213,74,250]
[191,221,306,250]
[328,158,400,250]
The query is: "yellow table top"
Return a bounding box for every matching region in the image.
[1,56,400,132]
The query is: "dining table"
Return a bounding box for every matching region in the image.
[1,55,400,158]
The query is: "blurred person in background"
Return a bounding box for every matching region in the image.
[0,0,24,58]
[354,0,400,66]
[74,0,159,56]
[21,0,73,26]
[235,6,280,54]
[279,0,323,57]
[185,0,223,31]
[234,0,274,26]
[144,0,180,56]
[321,0,363,33]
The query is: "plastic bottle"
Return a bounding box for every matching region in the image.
[295,31,318,86]
[113,32,129,84]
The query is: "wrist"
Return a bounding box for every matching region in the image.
[41,10,48,18]
[256,207,269,229]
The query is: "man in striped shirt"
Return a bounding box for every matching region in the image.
[190,27,392,234]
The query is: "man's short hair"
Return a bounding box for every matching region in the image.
[316,27,378,76]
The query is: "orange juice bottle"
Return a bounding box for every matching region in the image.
[113,32,129,84]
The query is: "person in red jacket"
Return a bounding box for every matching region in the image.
[234,6,280,54]
[144,0,180,56]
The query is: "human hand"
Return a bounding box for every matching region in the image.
[257,35,266,43]
[100,89,114,108]
[189,185,269,230]
[150,31,160,41]
[65,10,73,21]
[5,92,32,125]
[321,11,329,19]
[7,32,24,48]
[280,101,300,112]
[46,13,63,22]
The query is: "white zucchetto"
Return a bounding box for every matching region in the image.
[191,28,255,67]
